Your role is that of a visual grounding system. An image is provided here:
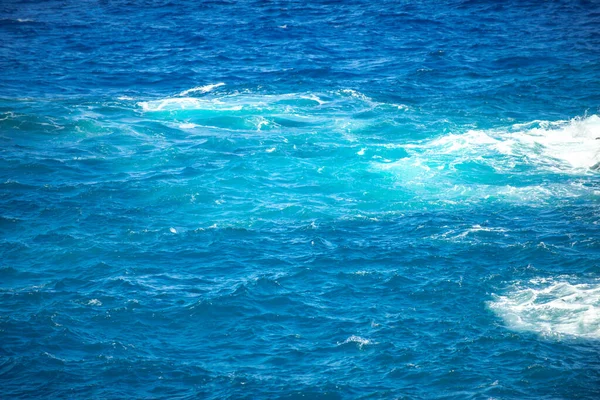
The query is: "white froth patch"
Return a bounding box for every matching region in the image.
[340,89,371,102]
[378,115,600,175]
[372,115,600,204]
[178,82,225,96]
[88,299,102,306]
[503,116,600,170]
[456,224,508,238]
[138,97,242,112]
[299,94,326,105]
[178,123,198,129]
[339,335,371,348]
[432,224,509,241]
[488,279,600,339]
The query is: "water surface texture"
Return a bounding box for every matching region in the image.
[2,1,600,398]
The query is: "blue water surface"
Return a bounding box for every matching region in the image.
[2,0,600,398]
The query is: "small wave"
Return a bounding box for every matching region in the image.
[178,122,198,129]
[431,225,509,241]
[0,18,35,24]
[338,335,372,348]
[137,89,368,114]
[178,82,225,96]
[138,97,242,112]
[488,278,600,339]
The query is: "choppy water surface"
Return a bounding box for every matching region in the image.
[1,1,600,398]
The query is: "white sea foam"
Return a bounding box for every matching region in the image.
[415,116,596,168]
[340,89,371,101]
[488,279,600,339]
[178,82,225,96]
[455,224,508,238]
[374,115,600,203]
[178,123,198,129]
[137,90,365,115]
[339,335,371,348]
[432,224,508,241]
[503,116,600,170]
[138,97,242,112]
[401,115,600,172]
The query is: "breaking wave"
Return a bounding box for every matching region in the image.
[489,278,600,339]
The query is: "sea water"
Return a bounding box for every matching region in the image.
[1,1,600,398]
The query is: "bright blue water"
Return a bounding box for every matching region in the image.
[2,1,600,398]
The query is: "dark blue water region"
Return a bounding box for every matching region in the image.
[1,0,599,122]
[2,0,600,399]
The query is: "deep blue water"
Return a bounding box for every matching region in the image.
[2,1,600,398]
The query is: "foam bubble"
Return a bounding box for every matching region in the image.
[488,279,600,339]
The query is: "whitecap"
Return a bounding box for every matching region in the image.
[376,115,600,174]
[454,224,508,239]
[488,278,600,339]
[178,123,198,129]
[339,335,372,348]
[178,82,225,96]
[138,97,243,112]
[340,89,371,102]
